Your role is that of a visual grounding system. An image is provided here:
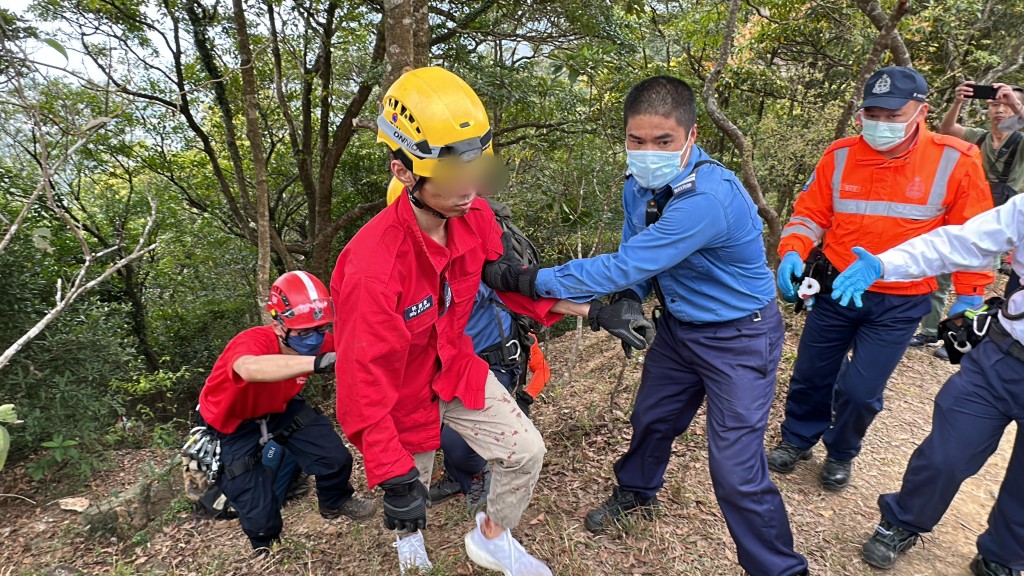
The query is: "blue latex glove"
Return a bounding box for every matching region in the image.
[948,295,984,316]
[831,246,883,308]
[776,251,805,303]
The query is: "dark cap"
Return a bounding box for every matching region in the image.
[860,66,928,110]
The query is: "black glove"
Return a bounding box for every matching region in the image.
[482,231,539,299]
[483,260,538,299]
[380,467,428,531]
[588,299,655,357]
[313,352,336,374]
[607,290,648,358]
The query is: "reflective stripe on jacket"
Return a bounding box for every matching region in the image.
[778,130,994,296]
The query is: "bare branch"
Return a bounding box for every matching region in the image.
[701,0,782,265]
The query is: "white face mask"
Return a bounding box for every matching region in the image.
[998,115,1024,133]
[859,105,922,151]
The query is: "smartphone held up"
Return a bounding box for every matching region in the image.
[966,84,999,100]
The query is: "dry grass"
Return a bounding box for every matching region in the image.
[0,304,1015,576]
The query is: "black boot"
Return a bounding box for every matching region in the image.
[427,470,462,506]
[971,554,1022,576]
[820,457,852,491]
[861,519,920,569]
[767,441,813,473]
[583,486,659,533]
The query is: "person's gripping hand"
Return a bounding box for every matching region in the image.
[776,251,805,303]
[380,468,428,532]
[831,246,883,308]
[313,352,336,374]
[606,290,654,358]
[588,299,655,356]
[948,295,984,317]
[482,232,539,299]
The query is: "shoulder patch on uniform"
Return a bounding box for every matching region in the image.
[670,173,698,195]
[801,173,815,191]
[404,295,434,321]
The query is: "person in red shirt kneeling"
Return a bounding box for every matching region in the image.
[197,271,374,554]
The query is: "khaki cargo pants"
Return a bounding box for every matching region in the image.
[413,372,546,529]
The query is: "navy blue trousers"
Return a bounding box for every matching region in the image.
[613,304,807,576]
[879,335,1024,570]
[215,397,355,548]
[781,291,931,461]
[261,440,300,503]
[440,365,520,492]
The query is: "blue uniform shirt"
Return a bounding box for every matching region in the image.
[534,145,776,323]
[465,283,513,354]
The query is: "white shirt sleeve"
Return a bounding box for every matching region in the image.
[879,194,1024,281]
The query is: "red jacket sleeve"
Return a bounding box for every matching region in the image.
[496,291,563,326]
[331,275,415,488]
[946,150,995,296]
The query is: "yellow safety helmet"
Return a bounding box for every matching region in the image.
[377,67,493,178]
[386,177,405,206]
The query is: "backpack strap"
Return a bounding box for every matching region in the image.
[644,160,722,226]
[997,131,1022,184]
[976,132,987,147]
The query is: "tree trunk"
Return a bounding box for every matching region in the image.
[412,0,430,68]
[854,0,912,67]
[702,0,782,267]
[383,0,415,89]
[834,0,912,139]
[231,0,273,317]
[120,262,160,371]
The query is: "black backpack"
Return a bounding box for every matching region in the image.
[486,198,548,346]
[976,131,1021,206]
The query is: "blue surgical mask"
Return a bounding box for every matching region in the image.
[860,106,921,151]
[285,331,325,356]
[625,131,695,189]
[626,149,685,190]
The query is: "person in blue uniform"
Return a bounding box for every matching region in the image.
[831,194,1024,576]
[486,75,808,576]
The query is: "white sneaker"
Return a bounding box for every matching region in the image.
[464,512,552,576]
[393,531,432,575]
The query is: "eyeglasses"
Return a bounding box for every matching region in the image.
[292,324,331,337]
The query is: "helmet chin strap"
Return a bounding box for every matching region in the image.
[407,177,448,220]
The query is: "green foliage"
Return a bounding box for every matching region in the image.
[0,403,20,471]
[24,434,92,481]
[110,368,192,424]
[5,0,1024,489]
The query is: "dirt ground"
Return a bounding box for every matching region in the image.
[0,310,1016,576]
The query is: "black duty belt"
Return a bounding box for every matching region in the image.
[478,338,523,368]
[988,319,1024,363]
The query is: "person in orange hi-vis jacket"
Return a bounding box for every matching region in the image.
[768,66,995,493]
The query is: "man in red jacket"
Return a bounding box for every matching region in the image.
[332,67,652,575]
[197,271,374,553]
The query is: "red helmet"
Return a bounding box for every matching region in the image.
[267,271,335,329]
